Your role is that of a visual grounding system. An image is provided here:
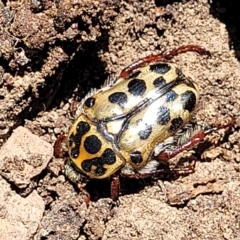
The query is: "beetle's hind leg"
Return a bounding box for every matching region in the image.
[120,54,170,78]
[156,119,236,161]
[162,45,211,61]
[120,45,211,79]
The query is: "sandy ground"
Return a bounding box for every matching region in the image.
[0,0,240,239]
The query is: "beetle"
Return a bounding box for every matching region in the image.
[54,45,234,201]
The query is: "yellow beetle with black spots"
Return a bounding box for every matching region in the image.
[54,45,233,201]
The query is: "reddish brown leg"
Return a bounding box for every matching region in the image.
[120,161,195,179]
[70,100,79,118]
[78,184,91,205]
[215,118,236,130]
[54,134,68,158]
[111,176,120,201]
[162,45,211,61]
[158,119,236,161]
[170,160,196,175]
[159,131,207,160]
[120,45,211,78]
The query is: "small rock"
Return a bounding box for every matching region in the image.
[0,126,53,190]
[0,176,44,240]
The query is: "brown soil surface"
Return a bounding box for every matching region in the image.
[0,0,239,239]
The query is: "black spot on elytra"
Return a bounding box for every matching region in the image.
[150,63,171,74]
[69,121,90,158]
[153,76,166,89]
[128,70,141,79]
[85,97,95,108]
[84,135,102,154]
[169,117,184,133]
[130,151,143,164]
[180,90,196,112]
[108,92,128,108]
[156,106,171,125]
[128,79,147,96]
[138,121,152,140]
[81,148,116,176]
[165,90,178,102]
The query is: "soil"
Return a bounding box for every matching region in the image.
[0,0,240,239]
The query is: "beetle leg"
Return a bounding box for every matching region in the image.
[54,134,68,158]
[70,100,78,117]
[158,130,207,160]
[158,119,236,161]
[120,54,169,78]
[170,160,196,175]
[111,175,120,201]
[120,45,211,78]
[120,161,195,179]
[162,44,211,61]
[77,184,91,205]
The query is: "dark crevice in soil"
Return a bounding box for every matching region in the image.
[155,0,182,6]
[50,32,111,109]
[209,0,240,60]
[79,219,89,240]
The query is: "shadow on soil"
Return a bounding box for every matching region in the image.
[209,0,240,60]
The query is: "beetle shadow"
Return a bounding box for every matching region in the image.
[85,177,151,202]
[85,161,190,202]
[86,178,160,202]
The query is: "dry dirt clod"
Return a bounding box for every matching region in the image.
[0,126,53,195]
[0,0,240,239]
[0,176,44,240]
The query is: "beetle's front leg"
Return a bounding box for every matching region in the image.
[54,134,68,158]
